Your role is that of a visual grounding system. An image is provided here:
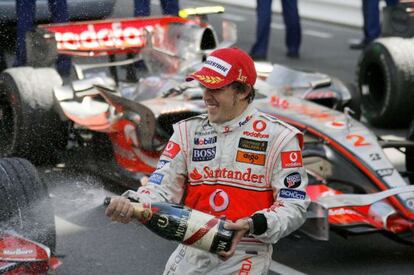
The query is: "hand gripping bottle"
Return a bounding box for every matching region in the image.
[104,197,234,253]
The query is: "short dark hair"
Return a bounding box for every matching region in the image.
[229,82,256,103]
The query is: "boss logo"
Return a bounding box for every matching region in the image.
[193,147,216,161]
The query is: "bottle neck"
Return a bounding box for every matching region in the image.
[131,202,153,221]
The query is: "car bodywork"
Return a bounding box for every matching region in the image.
[0,157,58,274]
[1,9,414,245]
[0,233,60,274]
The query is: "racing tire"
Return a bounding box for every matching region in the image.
[357,37,414,128]
[0,67,67,163]
[406,118,414,185]
[0,158,56,252]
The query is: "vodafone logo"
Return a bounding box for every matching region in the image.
[166,142,174,151]
[162,141,180,159]
[253,120,266,132]
[209,189,229,212]
[281,151,303,168]
[54,22,150,51]
[289,152,298,162]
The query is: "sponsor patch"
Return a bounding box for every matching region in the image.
[193,147,216,161]
[194,136,217,145]
[278,188,306,200]
[236,150,266,166]
[156,160,169,170]
[189,168,203,180]
[281,151,303,168]
[238,138,268,152]
[203,166,265,184]
[149,173,164,185]
[162,141,180,159]
[204,56,232,76]
[376,168,394,177]
[195,130,216,136]
[284,172,302,188]
[253,120,267,132]
[243,131,269,139]
[238,115,252,127]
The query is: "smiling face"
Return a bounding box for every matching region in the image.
[203,84,249,124]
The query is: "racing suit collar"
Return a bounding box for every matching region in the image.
[209,104,257,134]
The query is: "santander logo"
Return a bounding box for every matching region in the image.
[189,168,203,180]
[188,167,265,184]
[54,22,152,51]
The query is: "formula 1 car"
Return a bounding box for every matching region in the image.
[0,7,414,245]
[0,158,59,274]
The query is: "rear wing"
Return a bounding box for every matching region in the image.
[26,6,227,66]
[37,16,189,56]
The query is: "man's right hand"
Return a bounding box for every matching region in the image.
[105,196,134,224]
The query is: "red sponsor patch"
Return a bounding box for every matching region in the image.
[253,120,267,132]
[189,168,203,180]
[162,141,180,159]
[281,151,303,168]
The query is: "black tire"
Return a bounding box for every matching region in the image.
[357,37,414,128]
[0,67,67,163]
[0,158,56,251]
[406,118,414,184]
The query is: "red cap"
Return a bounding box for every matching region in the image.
[186,47,257,89]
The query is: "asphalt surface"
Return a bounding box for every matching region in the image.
[3,0,413,274]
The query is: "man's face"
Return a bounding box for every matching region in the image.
[203,85,247,123]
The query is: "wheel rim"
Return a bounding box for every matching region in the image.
[361,62,386,113]
[0,91,16,155]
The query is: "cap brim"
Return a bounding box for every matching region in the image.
[185,68,232,89]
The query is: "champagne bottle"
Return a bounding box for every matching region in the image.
[104,197,234,254]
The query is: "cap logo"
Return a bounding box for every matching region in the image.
[194,74,223,84]
[237,69,247,83]
[204,56,232,76]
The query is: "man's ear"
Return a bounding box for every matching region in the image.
[238,87,251,101]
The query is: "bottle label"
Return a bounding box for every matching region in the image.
[182,210,221,251]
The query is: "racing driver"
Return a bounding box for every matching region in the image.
[106,47,310,274]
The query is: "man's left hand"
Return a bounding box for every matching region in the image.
[217,218,250,261]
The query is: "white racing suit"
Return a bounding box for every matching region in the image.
[125,104,310,274]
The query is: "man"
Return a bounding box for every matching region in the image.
[250,0,301,59]
[106,48,310,274]
[15,0,71,75]
[350,0,399,49]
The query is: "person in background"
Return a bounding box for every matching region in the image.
[106,47,310,274]
[134,0,179,16]
[250,0,301,60]
[15,0,71,75]
[350,0,399,49]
